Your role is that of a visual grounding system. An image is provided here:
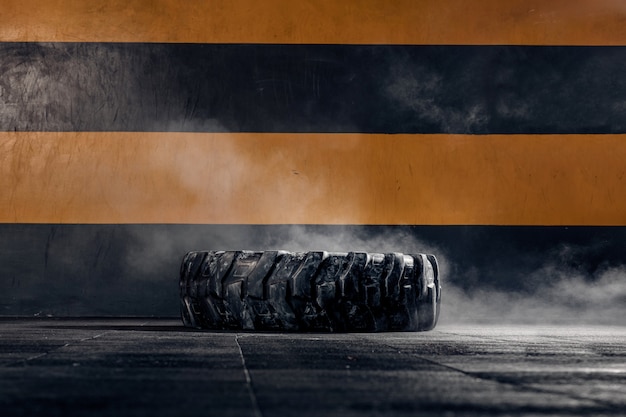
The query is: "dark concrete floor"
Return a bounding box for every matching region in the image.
[0,318,624,416]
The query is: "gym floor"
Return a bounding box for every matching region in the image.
[1,318,624,416]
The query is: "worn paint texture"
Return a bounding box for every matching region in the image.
[1,0,625,319]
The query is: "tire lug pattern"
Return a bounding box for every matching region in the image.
[179,250,441,332]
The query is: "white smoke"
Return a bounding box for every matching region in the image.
[122,222,626,325]
[442,262,626,326]
[263,228,626,326]
[383,60,489,133]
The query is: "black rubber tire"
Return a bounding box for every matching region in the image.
[180,250,441,332]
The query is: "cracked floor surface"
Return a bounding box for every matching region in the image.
[1,318,624,416]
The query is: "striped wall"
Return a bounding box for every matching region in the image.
[1,1,625,318]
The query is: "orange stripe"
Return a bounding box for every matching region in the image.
[1,132,625,225]
[0,0,625,45]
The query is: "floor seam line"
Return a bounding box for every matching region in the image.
[3,331,111,367]
[235,334,263,417]
[350,334,618,411]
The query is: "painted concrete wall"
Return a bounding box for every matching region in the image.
[1,1,625,321]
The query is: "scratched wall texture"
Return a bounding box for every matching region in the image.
[1,0,625,321]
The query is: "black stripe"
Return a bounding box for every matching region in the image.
[1,43,626,134]
[1,224,624,316]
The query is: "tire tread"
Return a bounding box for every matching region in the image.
[179,250,441,332]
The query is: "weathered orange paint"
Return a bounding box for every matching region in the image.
[2,132,625,225]
[1,0,625,45]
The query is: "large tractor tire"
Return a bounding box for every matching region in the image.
[179,250,441,332]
